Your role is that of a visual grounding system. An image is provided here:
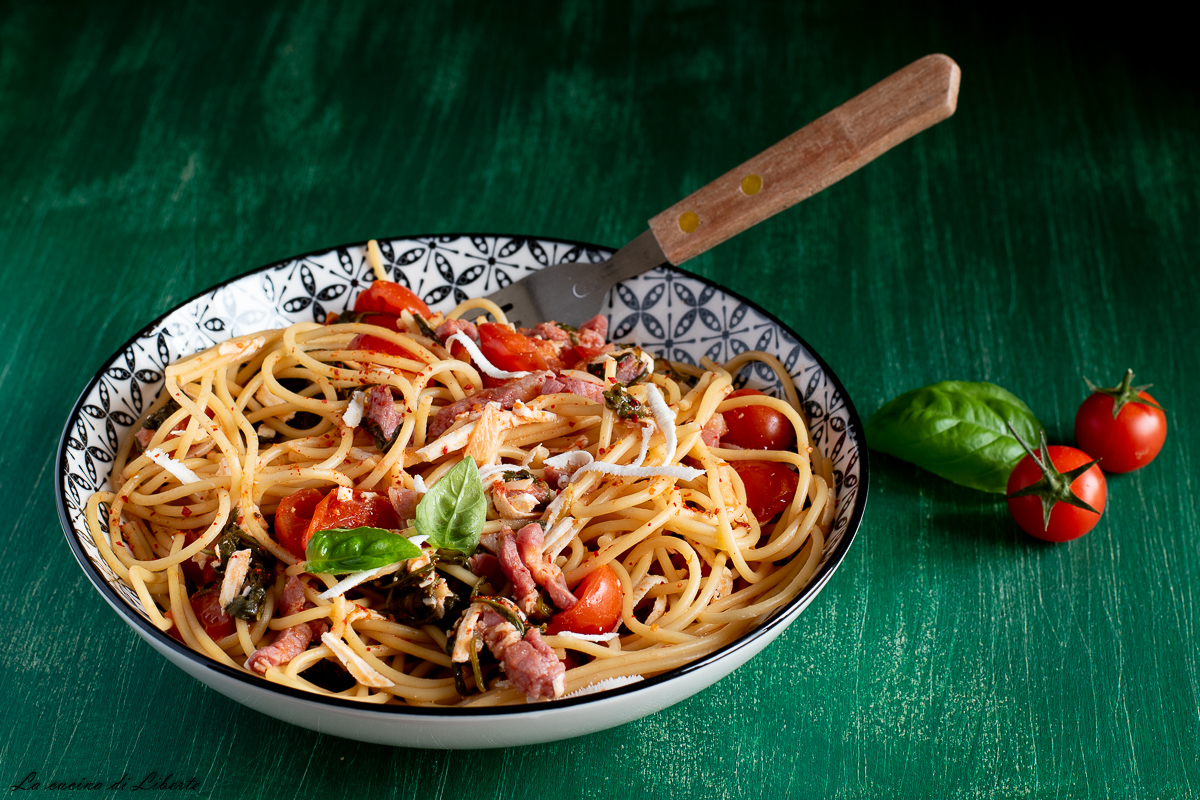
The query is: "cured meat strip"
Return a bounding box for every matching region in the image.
[246,576,318,675]
[700,412,728,447]
[497,526,539,614]
[365,385,402,443]
[388,486,419,524]
[541,375,605,403]
[436,318,479,343]
[516,522,577,611]
[478,608,565,700]
[428,370,552,438]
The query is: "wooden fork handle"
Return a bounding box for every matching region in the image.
[647,54,960,265]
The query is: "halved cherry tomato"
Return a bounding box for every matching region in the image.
[722,389,796,451]
[180,528,218,586]
[730,460,799,522]
[546,563,623,635]
[275,488,324,560]
[190,590,235,640]
[562,344,606,369]
[478,323,551,372]
[354,280,431,318]
[302,487,402,552]
[347,333,415,359]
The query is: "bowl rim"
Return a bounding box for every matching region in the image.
[55,231,869,717]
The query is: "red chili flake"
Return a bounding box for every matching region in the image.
[121,495,129,502]
[181,507,192,518]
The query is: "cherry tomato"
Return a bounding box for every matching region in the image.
[478,323,551,372]
[1074,370,1167,473]
[562,344,606,369]
[354,280,431,318]
[546,564,623,635]
[303,488,401,552]
[275,488,324,560]
[722,389,797,451]
[1007,444,1106,542]
[347,333,415,360]
[730,460,799,522]
[190,590,235,640]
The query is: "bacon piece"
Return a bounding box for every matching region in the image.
[497,526,539,614]
[542,375,605,403]
[388,486,419,523]
[436,318,479,343]
[135,427,155,448]
[246,576,316,675]
[476,609,565,700]
[525,322,573,343]
[467,553,505,588]
[700,412,728,447]
[576,315,608,350]
[516,522,577,610]
[428,371,552,438]
[364,385,402,444]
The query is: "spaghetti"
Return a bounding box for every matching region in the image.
[86,244,836,706]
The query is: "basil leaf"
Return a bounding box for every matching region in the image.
[865,381,1043,494]
[306,526,422,574]
[415,457,486,555]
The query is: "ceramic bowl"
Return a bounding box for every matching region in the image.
[56,234,868,748]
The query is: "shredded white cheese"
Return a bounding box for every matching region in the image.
[336,485,354,503]
[573,385,704,482]
[218,549,252,608]
[317,561,404,600]
[342,390,367,428]
[144,448,202,485]
[510,401,558,423]
[415,420,477,461]
[218,335,267,359]
[561,675,645,699]
[412,474,428,494]
[320,632,395,688]
[445,332,530,379]
[551,631,621,642]
[256,423,276,441]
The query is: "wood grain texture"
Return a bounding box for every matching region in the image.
[649,54,959,264]
[1,1,1197,798]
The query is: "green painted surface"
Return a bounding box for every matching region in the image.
[2,2,1197,798]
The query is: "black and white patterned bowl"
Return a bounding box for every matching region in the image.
[55,234,868,748]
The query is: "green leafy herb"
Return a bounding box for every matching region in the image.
[370,560,458,624]
[212,521,276,621]
[145,397,181,431]
[306,526,422,574]
[334,309,372,325]
[865,381,1043,494]
[415,315,439,340]
[414,457,486,555]
[603,385,649,419]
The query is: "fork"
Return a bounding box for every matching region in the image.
[487,54,960,327]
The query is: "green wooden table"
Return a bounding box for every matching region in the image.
[4,2,1197,797]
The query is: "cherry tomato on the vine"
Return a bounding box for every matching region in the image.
[546,564,623,635]
[721,389,797,451]
[1006,430,1106,542]
[730,460,799,523]
[1074,369,1167,473]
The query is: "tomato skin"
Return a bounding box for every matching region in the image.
[354,281,431,318]
[478,323,550,372]
[347,333,415,359]
[722,389,797,451]
[275,488,324,560]
[546,564,623,635]
[1006,447,1107,542]
[190,591,235,640]
[730,460,799,522]
[1075,390,1167,473]
[303,488,402,552]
